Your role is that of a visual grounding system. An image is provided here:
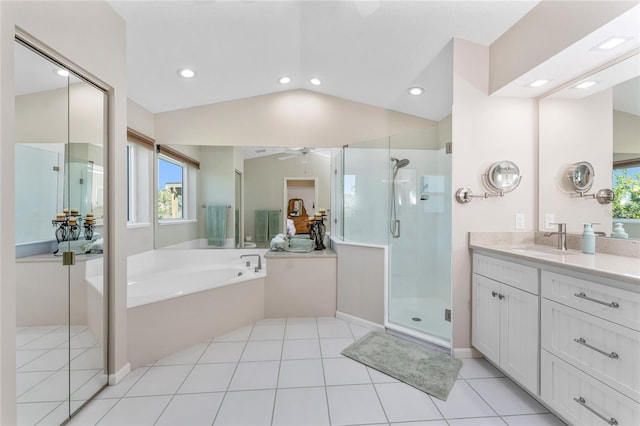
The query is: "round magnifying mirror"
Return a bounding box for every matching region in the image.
[568,161,594,193]
[485,161,521,193]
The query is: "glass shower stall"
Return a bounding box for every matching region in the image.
[335,127,452,349]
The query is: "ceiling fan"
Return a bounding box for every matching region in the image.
[278,147,329,162]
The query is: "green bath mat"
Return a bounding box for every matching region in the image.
[341,331,462,401]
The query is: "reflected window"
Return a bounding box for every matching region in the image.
[158,155,185,219]
[613,162,640,219]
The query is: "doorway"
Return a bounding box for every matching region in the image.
[283,177,318,235]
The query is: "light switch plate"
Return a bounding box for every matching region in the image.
[545,213,555,230]
[515,213,525,230]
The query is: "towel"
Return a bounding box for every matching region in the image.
[268,210,281,240]
[207,205,227,247]
[255,210,268,242]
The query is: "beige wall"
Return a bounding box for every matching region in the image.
[538,91,613,234]
[333,242,386,325]
[0,2,127,423]
[490,1,637,93]
[155,89,436,148]
[244,153,331,242]
[614,109,640,159]
[198,146,237,241]
[451,39,537,353]
[126,99,155,254]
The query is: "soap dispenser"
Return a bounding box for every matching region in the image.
[611,223,629,239]
[582,223,595,254]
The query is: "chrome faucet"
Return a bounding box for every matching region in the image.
[240,254,262,272]
[544,223,567,251]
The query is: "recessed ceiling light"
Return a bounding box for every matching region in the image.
[526,79,550,88]
[56,69,69,77]
[178,68,196,78]
[278,76,291,84]
[593,36,631,51]
[310,78,322,86]
[574,81,597,89]
[408,87,424,96]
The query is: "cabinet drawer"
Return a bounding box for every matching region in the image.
[473,253,538,294]
[541,351,640,426]
[541,271,640,330]
[542,299,640,402]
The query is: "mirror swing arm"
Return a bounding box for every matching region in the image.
[566,161,615,205]
[456,161,522,204]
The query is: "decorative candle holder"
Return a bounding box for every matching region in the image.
[51,210,95,250]
[307,209,328,250]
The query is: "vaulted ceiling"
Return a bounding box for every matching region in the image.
[107,0,539,120]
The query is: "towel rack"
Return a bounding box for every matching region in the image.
[201,204,231,208]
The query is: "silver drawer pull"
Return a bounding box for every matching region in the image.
[573,397,618,425]
[574,337,619,359]
[574,292,620,308]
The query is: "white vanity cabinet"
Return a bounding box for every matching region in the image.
[540,271,640,425]
[472,253,540,394]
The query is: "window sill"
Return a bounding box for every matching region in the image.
[127,222,151,229]
[158,219,197,226]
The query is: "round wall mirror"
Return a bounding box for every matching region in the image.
[485,161,521,193]
[568,161,594,193]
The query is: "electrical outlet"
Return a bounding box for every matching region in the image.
[545,213,555,230]
[515,213,525,230]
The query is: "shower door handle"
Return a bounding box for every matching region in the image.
[393,220,401,238]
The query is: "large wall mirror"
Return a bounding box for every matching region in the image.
[154,144,331,249]
[539,52,640,239]
[14,40,108,425]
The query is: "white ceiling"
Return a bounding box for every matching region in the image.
[107,0,540,119]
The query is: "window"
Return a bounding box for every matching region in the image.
[156,144,199,222]
[126,128,153,226]
[158,155,184,219]
[613,159,640,220]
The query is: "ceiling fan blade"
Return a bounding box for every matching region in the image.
[278,154,299,160]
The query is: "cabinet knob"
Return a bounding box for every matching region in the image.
[498,293,505,300]
[491,291,498,298]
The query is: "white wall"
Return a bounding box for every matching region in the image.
[613,109,640,158]
[538,91,613,234]
[0,2,127,423]
[451,39,537,354]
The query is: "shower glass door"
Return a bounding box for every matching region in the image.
[386,129,452,348]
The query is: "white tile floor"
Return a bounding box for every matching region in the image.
[65,317,566,426]
[16,325,107,426]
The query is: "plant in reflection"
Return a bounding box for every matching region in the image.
[612,168,640,219]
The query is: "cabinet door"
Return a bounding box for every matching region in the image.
[500,283,539,394]
[472,274,501,363]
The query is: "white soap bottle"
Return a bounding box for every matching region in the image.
[582,223,595,254]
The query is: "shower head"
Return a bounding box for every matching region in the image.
[392,158,410,168]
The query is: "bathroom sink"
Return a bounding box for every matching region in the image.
[510,246,578,256]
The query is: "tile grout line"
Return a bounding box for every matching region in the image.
[269,321,288,426]
[315,317,334,426]
[152,339,215,425]
[210,322,256,426]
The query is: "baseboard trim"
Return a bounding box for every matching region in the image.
[336,311,385,332]
[109,362,131,385]
[453,347,483,359]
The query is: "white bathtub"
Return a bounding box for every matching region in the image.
[127,247,267,367]
[127,247,267,308]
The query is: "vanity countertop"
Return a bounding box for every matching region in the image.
[265,248,337,259]
[470,242,640,287]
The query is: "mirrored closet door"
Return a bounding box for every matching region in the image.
[14,39,108,425]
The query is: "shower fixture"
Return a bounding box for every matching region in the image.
[390,157,410,238]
